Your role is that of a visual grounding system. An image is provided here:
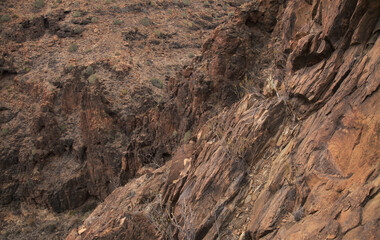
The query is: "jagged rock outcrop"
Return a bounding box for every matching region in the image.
[66,0,380,239]
[0,62,134,212]
[1,1,247,239]
[120,0,285,184]
[1,0,236,223]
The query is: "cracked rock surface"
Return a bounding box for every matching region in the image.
[1,0,379,239]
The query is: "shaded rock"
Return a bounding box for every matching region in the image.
[122,29,147,41]
[5,11,68,42]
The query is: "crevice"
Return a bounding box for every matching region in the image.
[0,69,18,77]
[258,228,276,239]
[332,70,351,95]
[360,187,380,207]
[364,168,378,183]
[323,36,336,52]
[314,71,338,101]
[290,93,312,104]
[43,17,49,29]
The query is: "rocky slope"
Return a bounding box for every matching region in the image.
[67,0,380,239]
[1,0,380,239]
[0,0,239,238]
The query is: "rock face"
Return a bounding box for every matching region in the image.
[66,0,380,239]
[1,0,379,239]
[0,1,238,238]
[0,0,235,217]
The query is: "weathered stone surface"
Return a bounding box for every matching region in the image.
[66,166,166,240]
[0,63,135,213]
[1,0,379,239]
[65,0,379,239]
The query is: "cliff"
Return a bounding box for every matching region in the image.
[1,0,379,239]
[67,0,380,239]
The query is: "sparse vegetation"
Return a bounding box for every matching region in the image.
[183,131,191,143]
[141,17,151,27]
[2,128,9,136]
[59,125,67,132]
[85,66,94,76]
[73,26,84,34]
[88,74,97,84]
[186,21,193,28]
[43,224,57,233]
[182,0,191,6]
[68,43,78,52]
[0,14,11,22]
[171,200,195,240]
[148,196,195,240]
[148,195,195,240]
[121,89,127,95]
[113,19,123,25]
[172,130,178,137]
[210,117,252,163]
[188,53,195,58]
[150,78,163,89]
[66,65,74,72]
[149,202,173,239]
[33,0,45,9]
[73,11,82,18]
[91,17,98,23]
[154,30,161,38]
[29,149,37,161]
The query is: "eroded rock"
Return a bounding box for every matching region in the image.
[65,0,380,239]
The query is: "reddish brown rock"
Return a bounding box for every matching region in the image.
[65,0,379,239]
[1,0,380,239]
